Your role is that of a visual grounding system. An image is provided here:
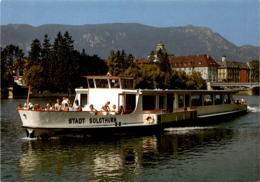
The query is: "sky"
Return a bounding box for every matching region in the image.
[0,0,259,46]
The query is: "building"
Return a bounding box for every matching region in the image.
[239,62,250,82]
[217,56,249,82]
[148,42,174,62]
[170,54,219,81]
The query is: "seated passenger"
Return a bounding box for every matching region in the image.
[117,105,124,115]
[34,104,41,111]
[68,103,73,111]
[63,103,69,111]
[54,99,62,111]
[111,104,117,115]
[241,98,246,104]
[45,103,54,111]
[73,100,82,111]
[89,104,98,115]
[101,101,111,115]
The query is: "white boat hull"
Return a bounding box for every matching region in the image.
[17,103,247,138]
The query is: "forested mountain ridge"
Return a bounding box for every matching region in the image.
[1,23,259,61]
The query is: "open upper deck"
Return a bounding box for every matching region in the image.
[82,75,134,89]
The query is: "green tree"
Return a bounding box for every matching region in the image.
[1,45,24,88]
[169,70,187,89]
[156,49,171,73]
[64,31,74,51]
[28,39,42,65]
[125,64,161,89]
[148,50,156,62]
[21,31,108,93]
[107,49,132,75]
[48,32,75,92]
[41,34,51,64]
[248,60,260,82]
[40,34,52,89]
[187,71,206,89]
[23,64,45,90]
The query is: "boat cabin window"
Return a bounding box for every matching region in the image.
[110,79,120,88]
[88,79,95,88]
[121,79,134,89]
[95,79,109,88]
[214,94,223,105]
[191,95,202,106]
[80,94,88,107]
[204,94,213,105]
[185,95,190,107]
[178,95,184,108]
[167,94,173,112]
[223,94,231,104]
[125,94,136,114]
[143,95,156,110]
[159,95,165,109]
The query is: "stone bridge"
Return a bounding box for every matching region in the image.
[208,82,260,95]
[210,82,260,89]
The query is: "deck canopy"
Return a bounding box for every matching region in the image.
[82,75,134,89]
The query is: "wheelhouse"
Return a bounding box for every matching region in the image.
[74,75,138,114]
[84,75,134,89]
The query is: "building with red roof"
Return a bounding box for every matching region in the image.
[170,54,219,81]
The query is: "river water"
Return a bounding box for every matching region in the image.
[1,96,260,182]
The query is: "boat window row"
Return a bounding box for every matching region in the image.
[142,93,233,111]
[87,78,134,89]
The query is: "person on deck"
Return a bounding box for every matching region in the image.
[111,104,117,115]
[117,105,124,115]
[89,104,98,115]
[68,103,73,111]
[61,97,70,110]
[45,103,54,111]
[73,100,82,111]
[54,99,62,111]
[101,101,111,115]
[63,103,69,111]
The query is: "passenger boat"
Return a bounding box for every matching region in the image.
[17,75,247,138]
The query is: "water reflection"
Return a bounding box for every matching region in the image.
[19,128,234,181]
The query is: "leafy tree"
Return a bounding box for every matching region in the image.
[125,64,161,89]
[187,71,206,89]
[156,49,171,73]
[248,60,260,82]
[23,64,45,90]
[169,70,187,89]
[148,50,155,62]
[107,49,132,75]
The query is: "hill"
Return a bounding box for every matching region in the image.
[1,23,259,61]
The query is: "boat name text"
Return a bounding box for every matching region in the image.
[68,118,85,124]
[68,117,117,124]
[89,117,116,124]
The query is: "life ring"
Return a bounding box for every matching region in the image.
[146,116,155,124]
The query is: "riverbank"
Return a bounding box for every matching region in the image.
[1,87,74,99]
